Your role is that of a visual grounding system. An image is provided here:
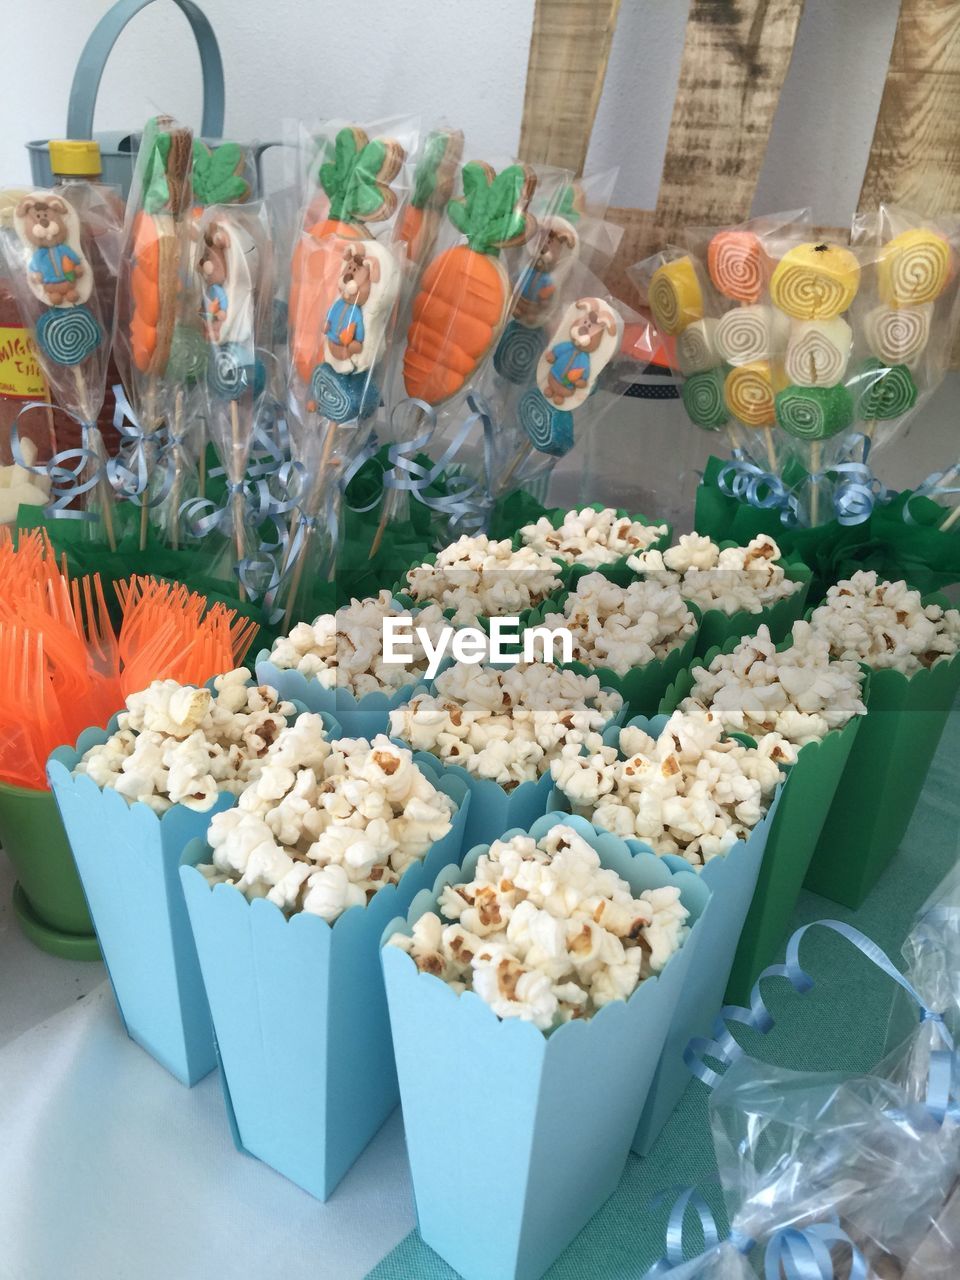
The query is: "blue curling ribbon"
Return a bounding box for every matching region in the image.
[716,451,802,528]
[105,385,174,507]
[10,400,105,522]
[905,460,960,527]
[382,391,497,534]
[824,434,890,526]
[683,919,957,1124]
[644,1189,864,1279]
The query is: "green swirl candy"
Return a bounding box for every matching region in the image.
[857,357,918,421]
[167,326,209,384]
[682,368,728,431]
[774,384,853,440]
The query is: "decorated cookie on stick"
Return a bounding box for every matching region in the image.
[2,187,115,546]
[397,127,464,268]
[501,295,622,491]
[494,182,582,385]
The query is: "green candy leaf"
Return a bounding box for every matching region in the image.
[318,128,396,225]
[411,130,453,210]
[140,121,171,214]
[448,161,531,256]
[556,184,582,224]
[192,141,250,207]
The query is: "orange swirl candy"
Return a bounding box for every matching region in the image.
[723,361,783,427]
[769,243,860,320]
[878,228,954,308]
[708,230,765,303]
[648,257,703,335]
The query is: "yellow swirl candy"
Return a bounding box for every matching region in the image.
[648,257,703,335]
[723,360,785,428]
[769,243,860,320]
[878,228,953,307]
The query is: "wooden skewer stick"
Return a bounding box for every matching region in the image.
[762,426,777,473]
[229,398,247,603]
[282,420,340,630]
[71,367,116,552]
[939,463,960,532]
[170,387,184,551]
[498,440,534,498]
[369,403,427,560]
[810,440,821,526]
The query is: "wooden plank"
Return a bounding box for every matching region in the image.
[859,0,960,213]
[518,0,621,174]
[654,0,806,231]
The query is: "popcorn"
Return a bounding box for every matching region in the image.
[551,703,787,866]
[198,725,456,922]
[809,571,960,676]
[387,823,688,1030]
[403,535,563,625]
[266,590,449,695]
[517,507,668,569]
[630,533,802,617]
[556,572,696,676]
[74,671,297,814]
[685,622,866,747]
[389,661,622,789]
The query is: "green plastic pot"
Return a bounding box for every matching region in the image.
[658,635,867,1004]
[805,639,960,910]
[0,779,100,960]
[692,554,813,657]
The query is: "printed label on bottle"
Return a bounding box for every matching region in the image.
[0,325,47,398]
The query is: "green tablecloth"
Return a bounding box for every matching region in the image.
[368,699,960,1278]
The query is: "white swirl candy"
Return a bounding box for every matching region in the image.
[557,572,696,676]
[404,535,563,625]
[74,670,297,813]
[783,318,852,387]
[863,303,932,366]
[267,591,449,694]
[715,305,789,367]
[551,703,787,866]
[517,507,668,569]
[676,319,720,375]
[387,823,688,1031]
[809,571,960,675]
[389,662,622,788]
[630,533,801,617]
[198,726,456,920]
[686,621,866,746]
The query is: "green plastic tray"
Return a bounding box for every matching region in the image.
[658,636,866,1004]
[805,636,960,909]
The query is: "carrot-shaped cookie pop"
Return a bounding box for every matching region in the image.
[502,296,623,491]
[403,160,536,406]
[397,127,463,267]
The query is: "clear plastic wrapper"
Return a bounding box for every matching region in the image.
[0,180,120,547]
[373,156,570,546]
[113,115,195,548]
[282,117,418,620]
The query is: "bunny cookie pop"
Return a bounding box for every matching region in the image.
[5,189,115,546]
[503,295,623,490]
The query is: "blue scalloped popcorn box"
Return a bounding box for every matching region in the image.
[47,721,236,1087]
[547,712,783,1155]
[178,765,470,1201]
[381,812,710,1280]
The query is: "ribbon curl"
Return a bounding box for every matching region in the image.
[11,400,105,522]
[717,451,802,528]
[105,385,174,507]
[905,460,960,528]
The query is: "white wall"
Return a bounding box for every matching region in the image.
[3,0,956,517]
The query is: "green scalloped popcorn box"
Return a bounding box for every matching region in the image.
[511,502,672,589]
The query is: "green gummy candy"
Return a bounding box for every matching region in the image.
[857,357,919,421]
[682,368,728,430]
[774,383,853,440]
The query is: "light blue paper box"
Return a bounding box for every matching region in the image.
[178,764,470,1201]
[48,722,234,1087]
[381,812,710,1280]
[255,655,419,739]
[548,712,782,1156]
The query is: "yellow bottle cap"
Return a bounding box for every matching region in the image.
[49,139,102,176]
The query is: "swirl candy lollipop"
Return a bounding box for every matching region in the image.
[775,381,854,524]
[877,228,954,307]
[724,360,783,470]
[708,229,767,304]
[675,318,719,374]
[3,188,115,546]
[863,303,932,366]
[648,255,703,335]
[783,317,852,387]
[770,242,860,320]
[504,296,622,491]
[715,304,789,366]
